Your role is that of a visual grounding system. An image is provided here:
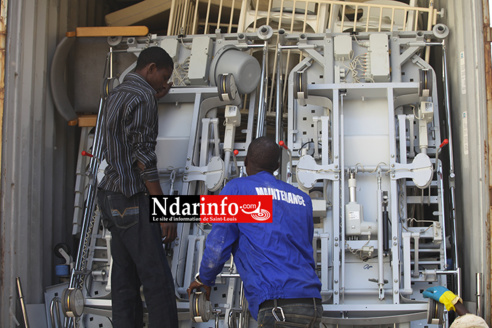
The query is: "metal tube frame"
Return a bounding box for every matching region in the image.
[256,41,268,138]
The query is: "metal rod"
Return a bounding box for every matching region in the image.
[320,288,414,296]
[435,268,461,297]
[50,297,62,328]
[377,174,385,300]
[256,41,268,138]
[215,311,219,328]
[16,277,29,328]
[275,46,283,143]
[340,91,346,302]
[435,270,460,274]
[278,44,317,50]
[217,273,241,278]
[441,41,459,274]
[239,282,247,328]
[237,44,266,49]
[476,272,483,317]
[348,173,356,202]
[382,195,389,253]
[436,158,450,280]
[69,96,105,290]
[442,40,456,198]
[66,97,106,328]
[405,42,443,47]
[348,165,391,173]
[109,47,113,79]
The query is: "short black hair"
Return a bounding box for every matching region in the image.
[135,47,173,70]
[247,137,280,173]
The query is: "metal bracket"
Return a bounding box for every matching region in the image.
[296,155,340,189]
[391,153,433,189]
[485,27,492,43]
[184,156,225,192]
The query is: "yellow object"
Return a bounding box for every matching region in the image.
[66,26,149,38]
[439,290,462,312]
[67,115,98,127]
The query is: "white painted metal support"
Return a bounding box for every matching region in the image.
[402,232,413,295]
[386,87,400,305]
[331,89,341,305]
[412,233,421,278]
[200,118,212,167]
[320,233,331,296]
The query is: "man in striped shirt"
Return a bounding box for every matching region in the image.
[97,47,178,327]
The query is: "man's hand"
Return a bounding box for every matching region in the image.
[187,280,212,301]
[160,222,177,243]
[155,82,173,99]
[423,286,462,312]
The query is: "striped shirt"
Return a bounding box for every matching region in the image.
[99,72,159,197]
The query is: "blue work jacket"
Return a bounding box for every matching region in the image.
[199,171,322,319]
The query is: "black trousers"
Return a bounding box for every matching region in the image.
[98,189,178,328]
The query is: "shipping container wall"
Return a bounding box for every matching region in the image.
[0,0,105,326]
[435,0,490,321]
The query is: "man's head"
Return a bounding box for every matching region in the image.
[135,47,173,95]
[244,137,280,176]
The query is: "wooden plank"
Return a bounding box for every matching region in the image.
[76,115,98,127]
[105,0,173,27]
[75,26,149,37]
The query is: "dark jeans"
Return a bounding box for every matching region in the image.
[97,189,178,328]
[257,298,323,328]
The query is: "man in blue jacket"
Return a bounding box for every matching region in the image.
[187,137,322,327]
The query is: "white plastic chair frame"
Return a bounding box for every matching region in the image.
[167,0,439,36]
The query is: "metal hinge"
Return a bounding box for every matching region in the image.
[485,27,492,42]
